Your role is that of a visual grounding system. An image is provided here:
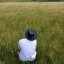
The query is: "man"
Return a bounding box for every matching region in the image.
[18,29,37,61]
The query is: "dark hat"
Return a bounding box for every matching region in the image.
[25,29,37,41]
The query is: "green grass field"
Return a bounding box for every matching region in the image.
[0,2,64,64]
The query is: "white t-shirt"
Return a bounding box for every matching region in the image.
[18,38,37,61]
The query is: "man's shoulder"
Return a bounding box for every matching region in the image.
[33,39,37,42]
[19,38,26,42]
[18,38,27,46]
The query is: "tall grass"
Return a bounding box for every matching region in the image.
[0,2,64,64]
[0,0,32,2]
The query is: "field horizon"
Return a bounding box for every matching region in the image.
[0,2,64,64]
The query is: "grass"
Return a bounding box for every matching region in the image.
[0,0,32,2]
[0,2,64,64]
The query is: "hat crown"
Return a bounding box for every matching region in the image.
[28,30,34,37]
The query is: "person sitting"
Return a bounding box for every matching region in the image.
[18,29,37,61]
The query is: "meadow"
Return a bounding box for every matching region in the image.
[0,2,64,64]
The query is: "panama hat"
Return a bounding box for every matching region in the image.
[25,29,37,41]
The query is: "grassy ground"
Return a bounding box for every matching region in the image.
[0,0,32,2]
[0,2,64,64]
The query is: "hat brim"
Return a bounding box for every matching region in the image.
[25,29,37,41]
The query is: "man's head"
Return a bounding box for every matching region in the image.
[25,29,37,41]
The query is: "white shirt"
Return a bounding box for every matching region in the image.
[18,38,37,61]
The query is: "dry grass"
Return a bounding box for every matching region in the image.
[0,2,64,64]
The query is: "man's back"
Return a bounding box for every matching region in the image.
[18,38,37,61]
